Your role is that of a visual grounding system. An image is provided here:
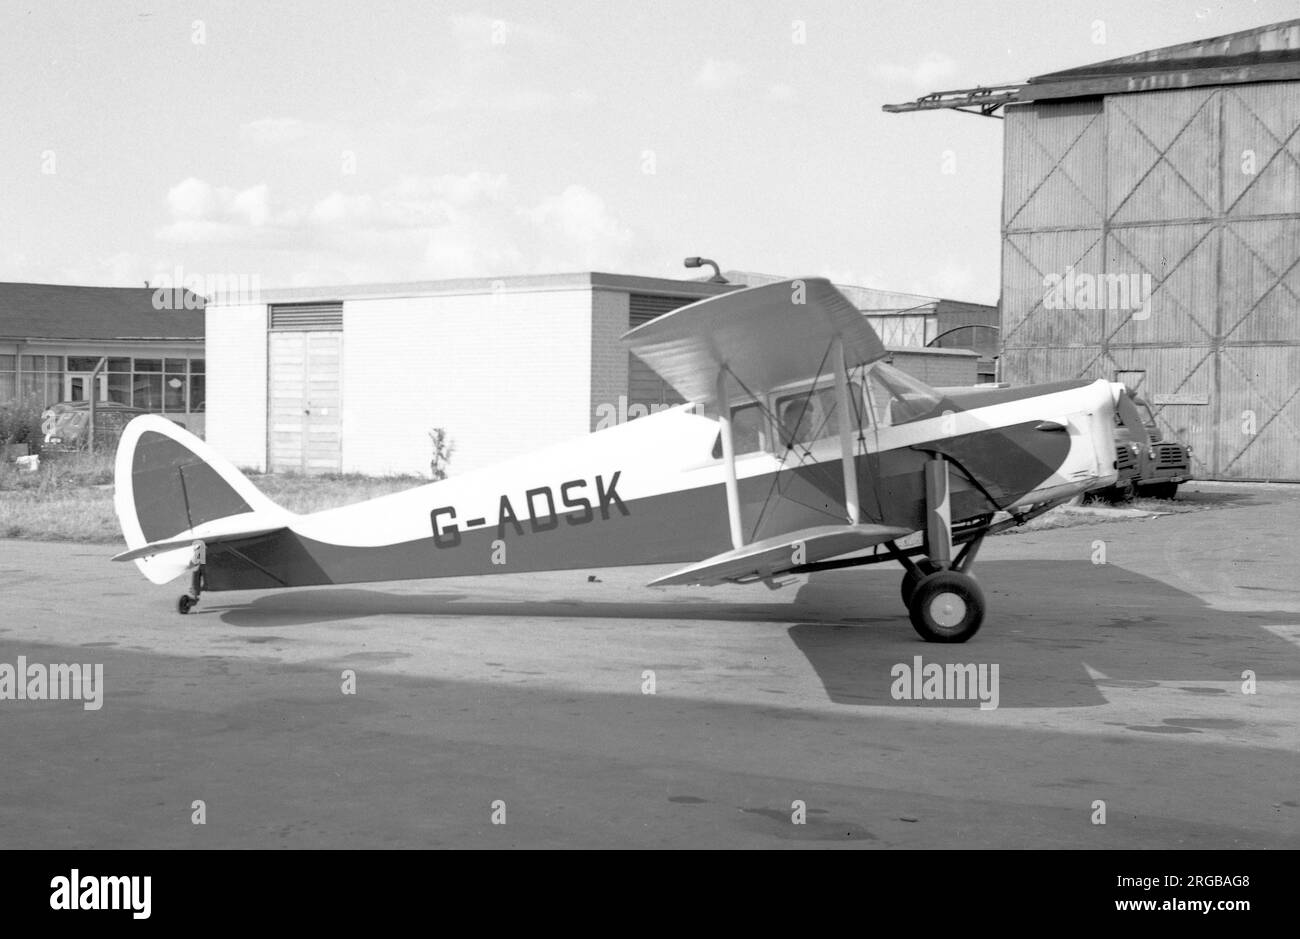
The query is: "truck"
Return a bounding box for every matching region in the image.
[1096,391,1192,501]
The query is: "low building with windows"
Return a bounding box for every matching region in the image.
[0,282,206,435]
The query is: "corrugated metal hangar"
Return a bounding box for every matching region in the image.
[205,272,992,477]
[886,18,1300,481]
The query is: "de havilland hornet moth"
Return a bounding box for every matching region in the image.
[113,278,1124,642]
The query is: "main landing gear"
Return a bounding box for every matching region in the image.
[897,455,987,644]
[177,541,206,615]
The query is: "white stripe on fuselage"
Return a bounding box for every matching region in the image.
[291,380,1118,548]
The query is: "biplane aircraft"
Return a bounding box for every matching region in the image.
[113,278,1123,642]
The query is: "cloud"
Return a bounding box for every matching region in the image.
[153,173,639,283]
[766,83,796,102]
[521,185,634,269]
[694,58,746,91]
[160,178,279,244]
[871,52,960,89]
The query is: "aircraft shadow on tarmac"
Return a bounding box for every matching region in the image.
[212,559,1298,711]
[790,559,1300,708]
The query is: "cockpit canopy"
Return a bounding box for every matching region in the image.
[713,360,947,458]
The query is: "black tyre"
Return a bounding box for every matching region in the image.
[1095,480,1135,503]
[1140,482,1178,500]
[908,571,985,643]
[899,559,940,607]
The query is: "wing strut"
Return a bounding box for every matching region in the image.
[715,366,745,550]
[832,338,861,525]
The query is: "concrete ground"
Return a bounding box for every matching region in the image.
[1,482,1297,848]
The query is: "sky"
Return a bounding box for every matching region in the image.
[2,0,1294,303]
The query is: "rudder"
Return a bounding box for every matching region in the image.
[114,415,285,584]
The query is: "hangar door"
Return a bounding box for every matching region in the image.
[268,303,343,474]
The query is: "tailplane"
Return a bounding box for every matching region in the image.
[113,415,290,584]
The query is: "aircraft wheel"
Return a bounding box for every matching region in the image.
[908,571,984,643]
[177,595,196,615]
[899,559,940,607]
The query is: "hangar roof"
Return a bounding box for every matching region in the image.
[883,18,1300,117]
[0,282,204,341]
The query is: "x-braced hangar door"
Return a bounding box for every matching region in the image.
[1001,81,1300,480]
[268,302,343,474]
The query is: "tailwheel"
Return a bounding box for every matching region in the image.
[899,559,940,607]
[908,571,985,643]
[178,562,204,615]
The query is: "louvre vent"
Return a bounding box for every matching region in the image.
[628,294,695,407]
[269,302,343,331]
[628,293,696,326]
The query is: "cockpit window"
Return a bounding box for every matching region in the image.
[864,362,944,426]
[711,400,770,459]
[731,401,769,454]
[774,382,862,448]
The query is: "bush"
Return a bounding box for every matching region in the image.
[0,397,47,451]
[428,427,455,480]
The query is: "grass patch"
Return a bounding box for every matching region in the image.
[252,473,427,514]
[0,454,429,545]
[999,495,1214,535]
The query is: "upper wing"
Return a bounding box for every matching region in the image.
[648,523,911,587]
[623,277,887,402]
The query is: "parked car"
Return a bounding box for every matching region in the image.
[1128,395,1192,499]
[1094,391,1192,501]
[39,401,152,450]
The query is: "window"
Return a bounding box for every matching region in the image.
[712,402,770,459]
[122,356,202,413]
[864,362,944,426]
[164,375,186,411]
[133,373,163,410]
[189,359,205,411]
[15,355,63,407]
[869,315,935,349]
[731,402,768,455]
[0,354,14,402]
[107,373,132,404]
[774,382,863,448]
[163,358,187,412]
